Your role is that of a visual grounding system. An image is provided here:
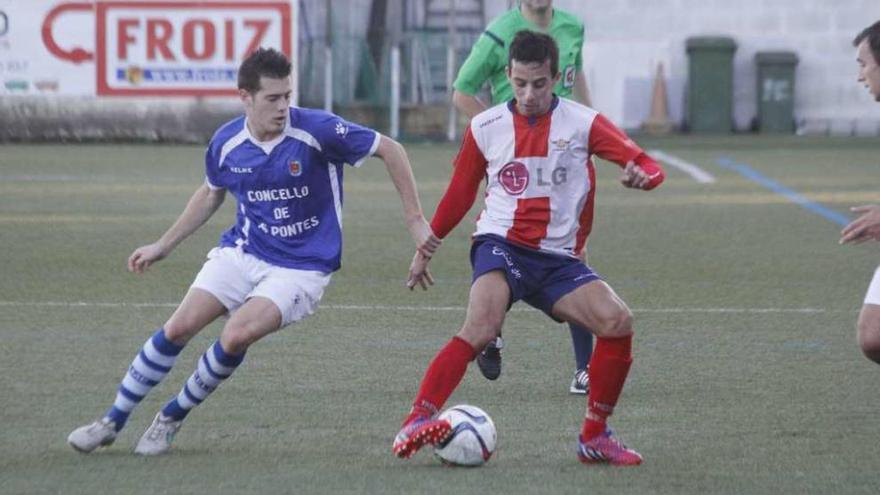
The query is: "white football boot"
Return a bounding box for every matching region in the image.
[134,413,182,456]
[67,418,117,453]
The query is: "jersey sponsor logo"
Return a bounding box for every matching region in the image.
[536,166,568,186]
[270,215,320,237]
[498,161,529,195]
[246,187,309,202]
[563,65,575,88]
[288,159,302,177]
[229,166,253,174]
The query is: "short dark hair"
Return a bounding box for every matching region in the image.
[237,47,292,94]
[854,20,880,64]
[508,30,559,77]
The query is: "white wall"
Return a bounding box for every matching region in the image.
[487,0,880,134]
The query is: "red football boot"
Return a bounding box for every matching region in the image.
[577,429,643,466]
[392,417,452,459]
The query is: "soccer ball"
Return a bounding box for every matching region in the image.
[433,404,496,466]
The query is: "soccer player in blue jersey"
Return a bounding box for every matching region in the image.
[67,47,439,455]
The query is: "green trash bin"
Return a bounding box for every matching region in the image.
[755,51,799,133]
[686,36,737,133]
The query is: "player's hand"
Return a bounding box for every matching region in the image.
[406,250,435,291]
[127,242,167,274]
[620,161,658,190]
[408,216,442,258]
[840,205,880,245]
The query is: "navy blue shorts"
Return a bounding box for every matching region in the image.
[469,235,602,321]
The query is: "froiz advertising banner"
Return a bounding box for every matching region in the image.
[0,0,296,96]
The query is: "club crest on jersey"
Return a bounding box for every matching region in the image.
[498,161,529,195]
[288,160,303,177]
[563,65,576,88]
[551,138,571,150]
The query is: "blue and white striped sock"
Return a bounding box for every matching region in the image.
[104,328,183,431]
[161,340,245,421]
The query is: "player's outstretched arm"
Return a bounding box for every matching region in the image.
[404,125,488,291]
[128,183,226,274]
[373,135,441,258]
[841,204,880,245]
[587,113,664,191]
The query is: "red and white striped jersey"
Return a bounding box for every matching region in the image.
[431,97,662,258]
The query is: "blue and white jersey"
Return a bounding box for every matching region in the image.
[205,107,381,272]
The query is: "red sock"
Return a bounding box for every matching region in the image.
[403,336,476,425]
[581,335,633,440]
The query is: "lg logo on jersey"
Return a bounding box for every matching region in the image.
[537,166,567,186]
[499,161,529,195]
[499,161,567,195]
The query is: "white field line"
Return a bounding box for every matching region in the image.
[0,300,843,314]
[650,150,716,184]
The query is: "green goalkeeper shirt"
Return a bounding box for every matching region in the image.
[453,8,585,104]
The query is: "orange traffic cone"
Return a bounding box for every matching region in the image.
[643,62,674,135]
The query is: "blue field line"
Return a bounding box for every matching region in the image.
[715,156,851,226]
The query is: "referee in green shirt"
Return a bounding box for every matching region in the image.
[452,0,594,396]
[453,0,591,115]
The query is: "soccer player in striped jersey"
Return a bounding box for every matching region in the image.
[393,31,663,466]
[453,0,594,395]
[67,47,439,455]
[841,20,880,364]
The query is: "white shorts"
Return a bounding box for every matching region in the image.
[191,246,331,327]
[864,266,880,306]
